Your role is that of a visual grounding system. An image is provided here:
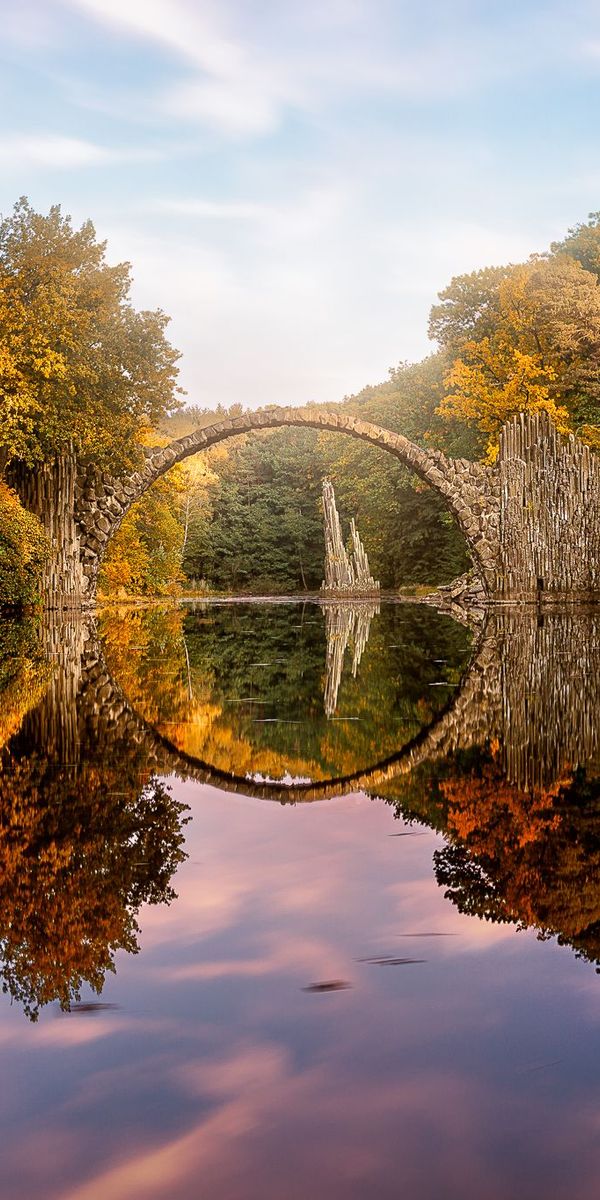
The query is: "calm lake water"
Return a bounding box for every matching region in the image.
[1,599,600,1200]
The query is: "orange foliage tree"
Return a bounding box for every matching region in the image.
[430,255,600,460]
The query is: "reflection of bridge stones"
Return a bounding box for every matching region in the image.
[10,608,600,804]
[10,408,600,609]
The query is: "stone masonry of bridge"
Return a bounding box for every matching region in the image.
[9,408,600,607]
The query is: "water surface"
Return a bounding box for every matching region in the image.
[1,600,599,1200]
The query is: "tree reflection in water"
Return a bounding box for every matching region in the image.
[432,757,600,968]
[97,602,470,782]
[378,611,600,970]
[1,601,600,1018]
[0,618,189,1020]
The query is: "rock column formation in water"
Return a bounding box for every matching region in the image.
[321,480,379,595]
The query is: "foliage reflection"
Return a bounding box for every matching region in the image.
[0,620,189,1020]
[99,602,471,781]
[1,602,600,1019]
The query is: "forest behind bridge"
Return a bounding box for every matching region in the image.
[2,198,600,605]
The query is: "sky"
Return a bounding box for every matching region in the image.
[1,0,600,410]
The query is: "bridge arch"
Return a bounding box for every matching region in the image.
[77,407,500,599]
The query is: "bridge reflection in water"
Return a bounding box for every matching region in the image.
[1,601,600,1017]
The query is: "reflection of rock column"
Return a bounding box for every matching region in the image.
[323,602,380,717]
[450,610,600,792]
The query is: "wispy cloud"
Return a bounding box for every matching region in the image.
[153,198,273,222]
[0,134,159,170]
[63,0,300,136]
[60,0,557,139]
[64,0,247,74]
[1,0,60,50]
[153,188,342,239]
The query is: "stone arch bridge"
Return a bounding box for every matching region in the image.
[10,407,600,606]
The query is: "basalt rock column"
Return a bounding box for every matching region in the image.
[321,479,354,591]
[8,452,88,610]
[349,519,379,594]
[321,480,379,595]
[499,412,600,601]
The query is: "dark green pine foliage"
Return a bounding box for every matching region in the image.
[183,429,325,593]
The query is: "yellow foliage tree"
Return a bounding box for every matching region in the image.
[0,198,182,475]
[99,430,189,597]
[432,256,600,460]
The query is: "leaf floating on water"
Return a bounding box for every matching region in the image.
[357,957,426,966]
[388,831,428,837]
[302,980,352,993]
[252,719,301,724]
[515,1059,563,1076]
[62,1002,120,1015]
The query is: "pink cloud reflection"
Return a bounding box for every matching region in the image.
[0,781,597,1200]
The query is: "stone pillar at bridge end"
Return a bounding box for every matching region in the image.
[8,452,91,610]
[498,411,600,602]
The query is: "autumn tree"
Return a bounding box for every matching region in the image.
[0,480,48,608]
[552,211,600,279]
[430,255,600,460]
[99,432,190,597]
[0,197,182,475]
